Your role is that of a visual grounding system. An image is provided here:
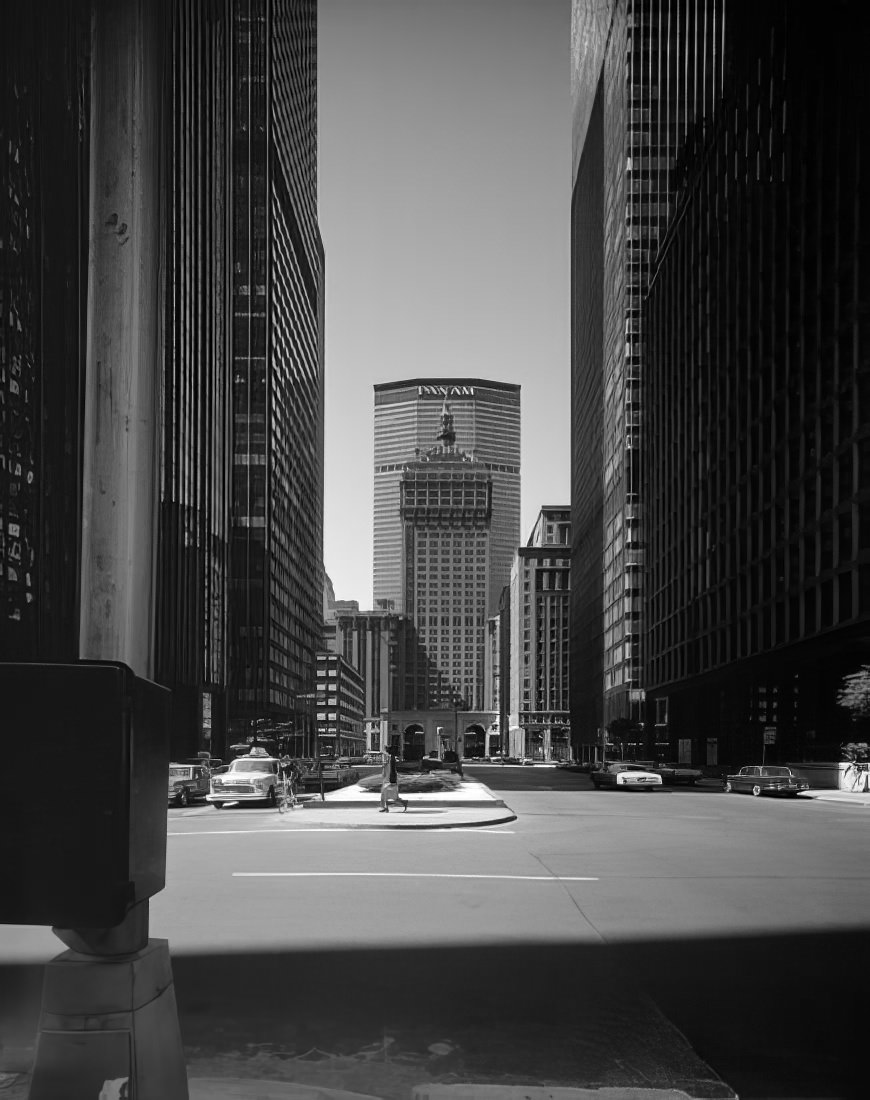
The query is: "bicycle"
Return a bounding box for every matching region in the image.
[276,764,300,812]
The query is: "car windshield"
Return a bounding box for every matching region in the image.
[231,759,276,773]
[169,766,192,778]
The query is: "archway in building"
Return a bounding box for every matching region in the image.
[462,723,487,759]
[402,723,425,761]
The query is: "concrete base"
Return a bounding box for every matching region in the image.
[29,938,188,1100]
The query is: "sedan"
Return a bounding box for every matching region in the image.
[591,763,663,791]
[724,765,809,797]
[651,762,704,785]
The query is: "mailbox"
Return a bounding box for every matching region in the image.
[0,661,171,927]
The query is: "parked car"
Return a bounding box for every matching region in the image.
[207,749,281,807]
[650,762,704,785]
[590,763,663,791]
[168,762,211,806]
[724,765,809,797]
[421,750,463,776]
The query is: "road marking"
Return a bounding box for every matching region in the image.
[232,872,598,881]
[168,827,516,837]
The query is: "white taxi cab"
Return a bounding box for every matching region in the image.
[207,748,281,808]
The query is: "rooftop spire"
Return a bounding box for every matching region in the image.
[436,401,456,450]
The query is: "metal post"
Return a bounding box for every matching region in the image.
[30,3,187,1097]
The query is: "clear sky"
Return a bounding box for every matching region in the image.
[318,0,571,608]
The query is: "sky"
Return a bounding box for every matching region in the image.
[318,0,572,608]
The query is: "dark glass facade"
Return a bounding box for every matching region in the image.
[644,3,870,765]
[0,3,91,661]
[569,77,604,749]
[227,0,324,742]
[157,0,233,758]
[570,0,725,748]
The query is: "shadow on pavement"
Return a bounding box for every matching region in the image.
[1,929,866,1098]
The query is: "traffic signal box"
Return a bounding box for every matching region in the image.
[0,662,188,1099]
[0,661,170,928]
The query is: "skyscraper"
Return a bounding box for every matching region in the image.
[570,0,723,750]
[373,379,520,617]
[643,2,870,765]
[227,0,324,741]
[157,0,234,756]
[399,405,493,711]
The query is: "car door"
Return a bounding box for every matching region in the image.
[735,766,758,792]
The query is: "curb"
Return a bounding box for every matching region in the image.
[279,812,518,830]
[302,799,508,809]
[187,1081,715,1100]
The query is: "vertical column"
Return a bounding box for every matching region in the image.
[79,0,164,679]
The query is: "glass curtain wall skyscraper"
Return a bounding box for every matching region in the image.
[373,379,520,617]
[228,0,324,739]
[643,2,870,765]
[157,0,324,756]
[570,0,724,748]
[158,0,233,757]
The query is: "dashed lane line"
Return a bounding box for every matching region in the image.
[232,872,598,881]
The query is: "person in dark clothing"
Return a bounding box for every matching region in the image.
[380,745,408,812]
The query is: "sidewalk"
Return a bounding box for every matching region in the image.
[803,786,870,807]
[187,1081,722,1100]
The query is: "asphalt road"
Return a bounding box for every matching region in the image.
[2,769,868,1098]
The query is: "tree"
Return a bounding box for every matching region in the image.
[836,666,870,720]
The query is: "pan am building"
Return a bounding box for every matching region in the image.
[373,379,520,617]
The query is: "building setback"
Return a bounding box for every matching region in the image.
[643,2,870,766]
[509,508,572,762]
[373,379,520,617]
[399,406,493,716]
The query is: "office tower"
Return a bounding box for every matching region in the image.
[157,0,234,757]
[227,0,325,742]
[643,3,870,764]
[509,508,572,761]
[373,379,520,616]
[1,2,92,661]
[315,652,365,759]
[570,0,723,752]
[400,405,493,711]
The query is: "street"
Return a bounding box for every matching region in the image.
[1,770,868,1098]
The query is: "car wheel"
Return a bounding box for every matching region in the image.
[724,781,732,793]
[266,786,277,807]
[751,784,762,797]
[212,801,224,809]
[179,789,190,807]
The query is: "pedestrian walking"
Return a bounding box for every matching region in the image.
[380,745,408,812]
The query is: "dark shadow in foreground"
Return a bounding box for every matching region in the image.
[1,929,866,1099]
